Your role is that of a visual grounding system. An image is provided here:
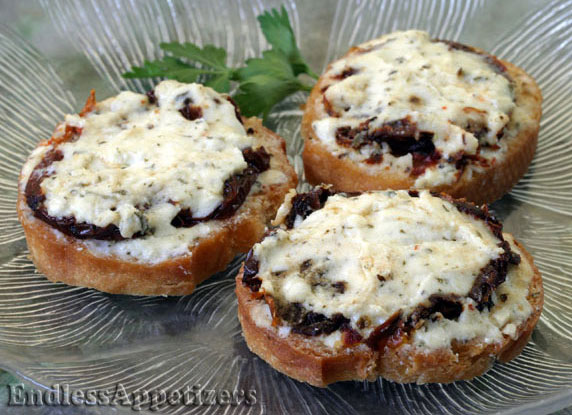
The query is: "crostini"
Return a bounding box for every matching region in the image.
[18,80,297,295]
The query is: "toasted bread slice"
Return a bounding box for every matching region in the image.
[301,31,542,205]
[235,189,543,386]
[17,82,297,296]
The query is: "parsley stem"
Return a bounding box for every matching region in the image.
[307,70,320,80]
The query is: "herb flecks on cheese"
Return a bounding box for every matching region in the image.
[312,30,515,187]
[252,190,532,349]
[41,80,251,239]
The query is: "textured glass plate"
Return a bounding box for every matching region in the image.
[0,0,571,414]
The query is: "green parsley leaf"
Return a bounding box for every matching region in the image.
[238,49,294,81]
[234,75,303,119]
[257,6,318,79]
[121,6,317,118]
[159,42,229,71]
[123,57,192,80]
[234,49,309,118]
[124,44,236,93]
[203,74,232,93]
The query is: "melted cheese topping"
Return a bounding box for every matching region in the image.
[20,81,289,264]
[312,30,515,187]
[413,236,533,348]
[252,190,533,349]
[41,80,251,238]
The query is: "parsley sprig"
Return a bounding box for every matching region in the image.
[123,6,317,119]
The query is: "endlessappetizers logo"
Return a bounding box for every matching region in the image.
[6,383,257,411]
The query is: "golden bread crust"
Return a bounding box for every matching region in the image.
[301,48,542,205]
[236,239,543,386]
[18,117,297,296]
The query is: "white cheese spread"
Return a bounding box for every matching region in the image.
[312,30,515,187]
[252,190,532,350]
[41,80,251,238]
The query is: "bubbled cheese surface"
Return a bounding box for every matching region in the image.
[253,190,533,349]
[312,30,515,187]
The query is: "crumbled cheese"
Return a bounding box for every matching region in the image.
[250,302,273,329]
[278,326,291,338]
[253,190,533,350]
[312,30,515,187]
[322,331,342,348]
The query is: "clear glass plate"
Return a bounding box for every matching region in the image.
[0,0,571,413]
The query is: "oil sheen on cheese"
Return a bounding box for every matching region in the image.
[253,190,533,349]
[312,30,515,187]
